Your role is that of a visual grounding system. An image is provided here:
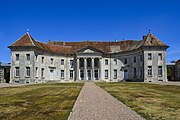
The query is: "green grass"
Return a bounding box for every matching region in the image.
[96,82,180,120]
[0,83,83,120]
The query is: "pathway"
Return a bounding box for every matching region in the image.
[68,82,144,120]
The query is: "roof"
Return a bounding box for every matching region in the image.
[9,32,169,54]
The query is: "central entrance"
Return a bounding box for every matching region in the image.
[78,58,101,80]
[87,70,91,80]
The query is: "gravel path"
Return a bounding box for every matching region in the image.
[68,82,144,120]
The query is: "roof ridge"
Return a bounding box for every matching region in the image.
[27,33,35,46]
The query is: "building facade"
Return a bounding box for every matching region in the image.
[0,62,11,83]
[167,60,180,81]
[8,32,169,84]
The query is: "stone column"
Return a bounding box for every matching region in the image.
[92,58,94,80]
[84,58,87,80]
[99,58,102,80]
[76,58,79,80]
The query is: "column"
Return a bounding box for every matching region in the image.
[92,58,94,80]
[99,58,102,80]
[84,58,87,80]
[76,58,79,80]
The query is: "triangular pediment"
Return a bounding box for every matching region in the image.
[76,46,103,54]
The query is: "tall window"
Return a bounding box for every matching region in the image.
[148,66,152,76]
[158,66,162,76]
[134,68,137,77]
[70,60,73,66]
[114,59,117,65]
[124,58,127,64]
[50,58,53,64]
[15,67,19,77]
[36,67,38,77]
[158,53,162,61]
[105,59,108,65]
[26,54,30,61]
[26,67,30,77]
[61,59,64,65]
[42,57,44,63]
[61,70,64,78]
[134,57,136,63]
[41,68,44,78]
[94,59,99,67]
[80,70,84,79]
[148,53,152,60]
[114,69,117,79]
[140,55,143,61]
[105,70,108,79]
[16,54,19,61]
[70,70,73,78]
[94,70,98,79]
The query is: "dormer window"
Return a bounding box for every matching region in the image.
[150,38,154,44]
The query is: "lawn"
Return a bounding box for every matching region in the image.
[96,82,180,120]
[0,83,83,120]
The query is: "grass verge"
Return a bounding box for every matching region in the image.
[96,82,180,120]
[0,83,83,120]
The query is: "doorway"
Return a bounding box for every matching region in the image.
[87,70,91,80]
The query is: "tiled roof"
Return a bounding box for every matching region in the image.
[9,33,169,54]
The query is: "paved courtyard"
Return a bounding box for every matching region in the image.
[68,82,144,120]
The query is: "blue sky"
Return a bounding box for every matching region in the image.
[0,0,180,63]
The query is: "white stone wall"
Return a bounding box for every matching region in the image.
[9,46,168,83]
[143,47,167,82]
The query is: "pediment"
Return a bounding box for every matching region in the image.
[76,46,103,54]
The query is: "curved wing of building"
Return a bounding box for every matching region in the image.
[8,32,169,83]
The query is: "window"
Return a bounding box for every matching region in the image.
[26,67,30,77]
[148,66,152,76]
[114,59,117,65]
[41,68,44,78]
[61,70,64,78]
[26,54,30,61]
[134,57,136,63]
[134,68,136,77]
[42,57,44,63]
[158,66,162,76]
[70,70,73,78]
[80,70,84,79]
[114,69,117,79]
[50,58,53,64]
[105,59,108,65]
[35,67,38,77]
[16,54,19,61]
[15,67,19,77]
[124,58,127,64]
[105,70,108,79]
[140,55,143,61]
[94,70,98,79]
[61,59,64,65]
[158,53,162,61]
[94,59,99,67]
[148,53,152,60]
[70,60,73,66]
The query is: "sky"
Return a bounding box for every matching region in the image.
[0,0,180,63]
